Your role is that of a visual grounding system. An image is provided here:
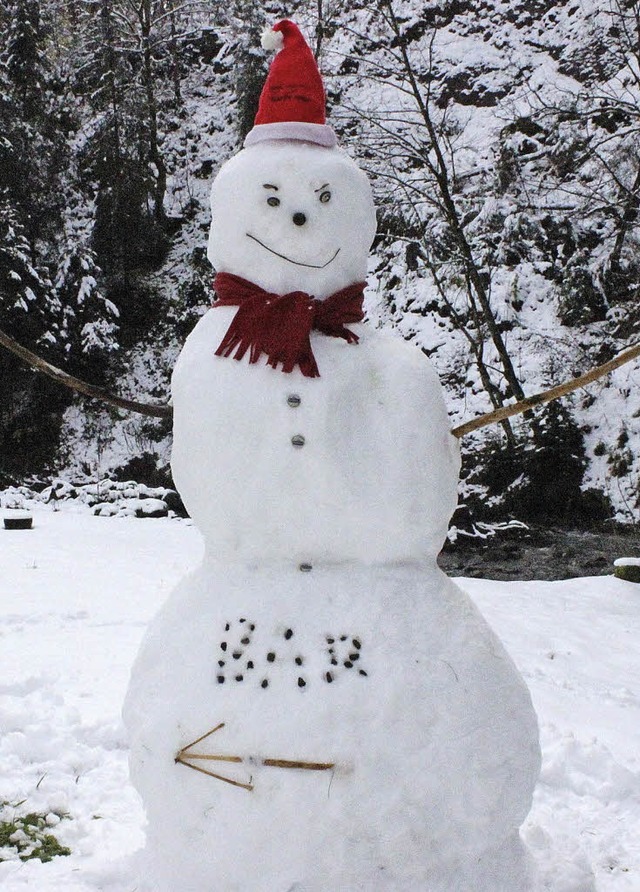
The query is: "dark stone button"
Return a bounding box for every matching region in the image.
[287,394,301,408]
[291,434,305,448]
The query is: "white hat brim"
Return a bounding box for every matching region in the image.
[244,122,337,148]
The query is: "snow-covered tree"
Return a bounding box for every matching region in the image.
[53,240,119,361]
[3,0,47,116]
[0,196,47,339]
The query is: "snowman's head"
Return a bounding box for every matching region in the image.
[208,140,376,298]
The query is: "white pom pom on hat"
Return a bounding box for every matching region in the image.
[260,26,284,52]
[245,20,337,149]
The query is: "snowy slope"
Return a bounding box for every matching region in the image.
[326,0,640,522]
[44,0,640,526]
[0,508,638,890]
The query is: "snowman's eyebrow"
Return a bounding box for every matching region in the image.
[263,184,279,190]
[314,183,330,192]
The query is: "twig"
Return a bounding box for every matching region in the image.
[262,758,335,771]
[175,757,254,791]
[174,722,335,792]
[5,320,637,440]
[452,342,640,438]
[179,753,243,763]
[0,327,172,420]
[177,722,225,755]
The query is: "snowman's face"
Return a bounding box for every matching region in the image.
[208,141,377,298]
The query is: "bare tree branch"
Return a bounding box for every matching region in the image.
[4,326,638,442]
[452,342,640,439]
[0,328,172,419]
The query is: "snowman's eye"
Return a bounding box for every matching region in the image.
[267,196,280,207]
[319,190,331,204]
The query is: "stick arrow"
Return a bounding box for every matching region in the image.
[175,723,336,792]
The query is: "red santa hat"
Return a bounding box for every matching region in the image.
[244,20,337,149]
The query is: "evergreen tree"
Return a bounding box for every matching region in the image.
[75,0,172,283]
[1,0,68,248]
[53,236,119,368]
[4,0,46,117]
[0,195,47,341]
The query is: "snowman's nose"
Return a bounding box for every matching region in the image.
[293,212,307,226]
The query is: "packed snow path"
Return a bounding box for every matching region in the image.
[0,509,637,891]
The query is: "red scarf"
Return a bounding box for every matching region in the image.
[212,272,366,378]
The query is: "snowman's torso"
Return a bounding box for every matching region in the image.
[170,307,458,565]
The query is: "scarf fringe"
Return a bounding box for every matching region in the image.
[212,273,365,378]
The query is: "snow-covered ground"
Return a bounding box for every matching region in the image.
[0,508,638,891]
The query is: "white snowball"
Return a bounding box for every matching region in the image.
[261,27,284,52]
[125,561,541,892]
[208,141,376,299]
[171,312,460,564]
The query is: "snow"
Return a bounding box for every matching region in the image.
[207,140,376,299]
[0,508,638,890]
[125,559,540,891]
[140,110,531,888]
[172,309,459,564]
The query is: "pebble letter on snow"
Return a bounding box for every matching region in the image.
[123,19,541,892]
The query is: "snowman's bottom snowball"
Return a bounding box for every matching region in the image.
[124,560,540,892]
[132,831,535,892]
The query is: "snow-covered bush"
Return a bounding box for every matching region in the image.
[0,802,70,864]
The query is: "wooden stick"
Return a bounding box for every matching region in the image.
[262,758,335,771]
[175,756,254,791]
[180,753,243,763]
[177,723,226,757]
[0,328,172,419]
[451,341,640,439]
[4,323,638,437]
[174,722,335,793]
[184,753,336,771]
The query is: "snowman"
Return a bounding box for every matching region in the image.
[124,20,541,892]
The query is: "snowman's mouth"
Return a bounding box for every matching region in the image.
[246,233,340,269]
